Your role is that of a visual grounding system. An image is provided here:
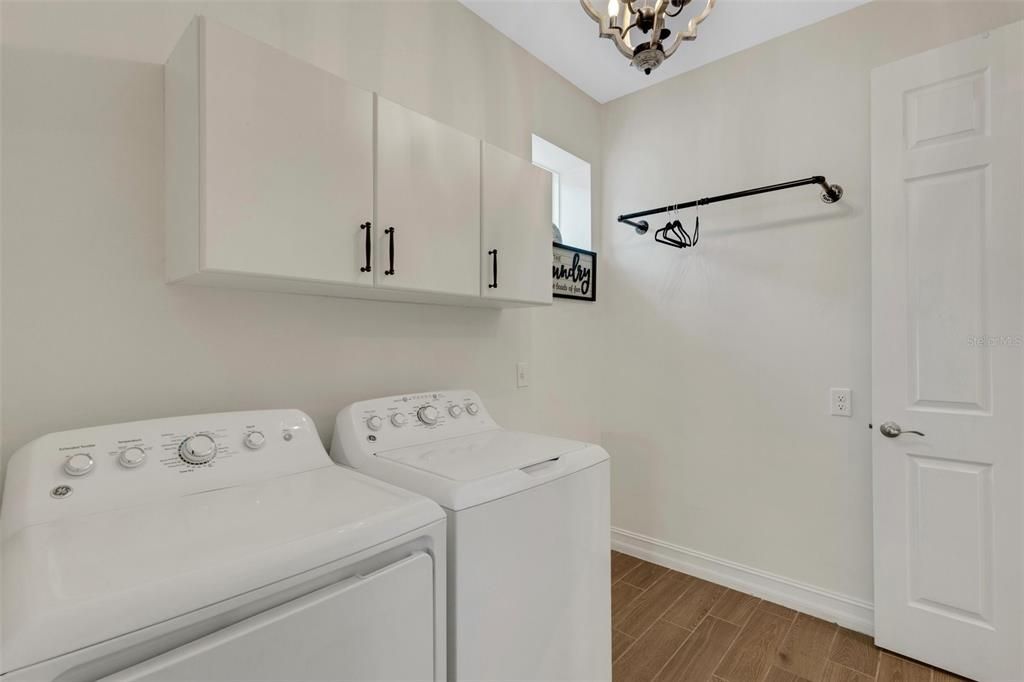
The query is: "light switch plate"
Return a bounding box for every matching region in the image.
[516,361,530,388]
[830,388,851,417]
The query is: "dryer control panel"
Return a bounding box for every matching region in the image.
[332,390,498,467]
[1,410,328,535]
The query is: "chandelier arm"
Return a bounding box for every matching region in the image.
[580,0,635,57]
[611,29,635,57]
[689,0,716,27]
[663,0,714,56]
[651,10,665,42]
[579,0,602,23]
[662,32,685,57]
[679,0,715,38]
[621,20,637,49]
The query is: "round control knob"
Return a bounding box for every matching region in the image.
[244,431,266,450]
[179,434,217,465]
[63,452,95,477]
[390,413,408,428]
[366,415,383,431]
[118,446,146,469]
[465,402,479,416]
[448,405,463,418]
[417,405,440,425]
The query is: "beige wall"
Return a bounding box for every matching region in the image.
[600,0,1024,603]
[0,1,604,462]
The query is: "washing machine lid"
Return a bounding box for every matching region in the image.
[376,430,587,480]
[371,430,608,511]
[1,466,443,674]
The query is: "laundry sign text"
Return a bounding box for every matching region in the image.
[552,243,597,302]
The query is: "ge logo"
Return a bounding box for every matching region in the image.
[50,485,73,499]
[367,434,377,442]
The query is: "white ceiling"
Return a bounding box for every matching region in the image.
[460,0,869,103]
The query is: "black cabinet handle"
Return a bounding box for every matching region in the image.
[359,222,372,272]
[385,227,395,275]
[488,249,498,289]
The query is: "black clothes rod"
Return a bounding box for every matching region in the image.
[618,175,843,234]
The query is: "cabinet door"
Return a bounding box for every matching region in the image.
[202,18,373,286]
[481,144,553,305]
[375,97,481,296]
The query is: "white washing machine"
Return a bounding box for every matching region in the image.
[331,390,611,682]
[1,410,446,682]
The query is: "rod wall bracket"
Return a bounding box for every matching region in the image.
[820,184,843,204]
[619,217,649,235]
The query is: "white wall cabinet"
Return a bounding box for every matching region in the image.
[166,17,374,289]
[481,144,553,305]
[375,97,481,297]
[166,16,554,308]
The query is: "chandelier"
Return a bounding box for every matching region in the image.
[580,0,716,74]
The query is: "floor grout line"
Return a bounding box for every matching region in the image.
[820,625,842,681]
[829,660,874,681]
[611,626,638,665]
[613,567,698,676]
[757,612,799,682]
[611,562,658,665]
[618,570,689,644]
[706,615,747,682]
[647,621,697,682]
[615,556,665,591]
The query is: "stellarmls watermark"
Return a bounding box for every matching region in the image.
[967,335,1024,347]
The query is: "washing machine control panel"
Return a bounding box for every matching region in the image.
[334,390,498,461]
[2,410,329,531]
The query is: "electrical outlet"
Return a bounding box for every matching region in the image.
[830,388,852,417]
[516,361,530,388]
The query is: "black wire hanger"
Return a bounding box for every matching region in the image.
[655,202,700,249]
[690,202,700,247]
[654,217,686,248]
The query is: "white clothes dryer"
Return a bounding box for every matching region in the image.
[1,410,446,681]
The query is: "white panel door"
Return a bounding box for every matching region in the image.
[375,97,481,296]
[202,18,374,285]
[871,22,1023,681]
[103,553,435,682]
[481,144,553,305]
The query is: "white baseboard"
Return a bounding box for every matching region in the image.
[612,527,874,636]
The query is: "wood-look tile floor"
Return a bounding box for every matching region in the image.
[610,552,972,682]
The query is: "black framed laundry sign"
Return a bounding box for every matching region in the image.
[552,243,596,301]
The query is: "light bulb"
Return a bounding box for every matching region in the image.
[607,0,620,19]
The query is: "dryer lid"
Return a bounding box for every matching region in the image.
[1,466,443,674]
[375,430,588,481]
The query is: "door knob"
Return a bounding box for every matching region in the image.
[879,421,925,438]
